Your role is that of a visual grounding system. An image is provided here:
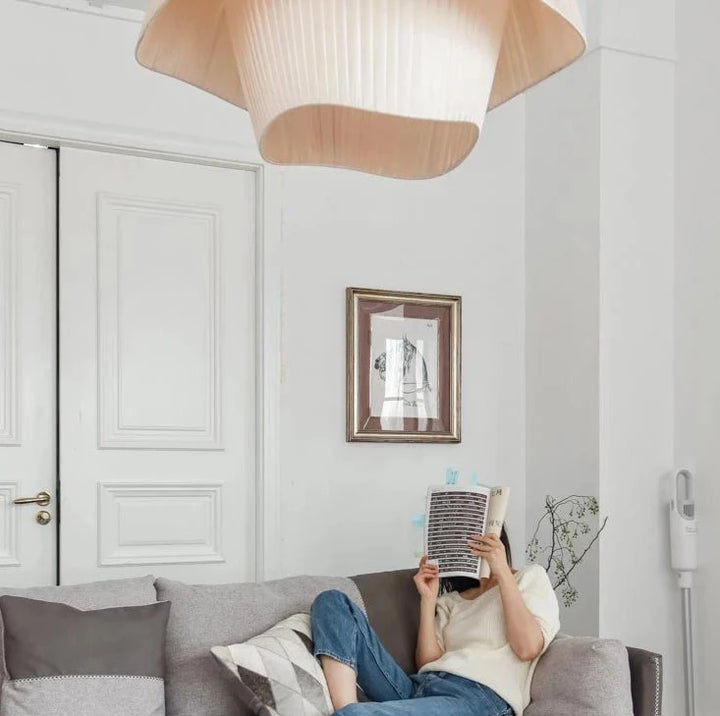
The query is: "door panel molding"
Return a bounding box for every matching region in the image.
[0,482,20,566]
[98,482,223,567]
[0,186,20,446]
[97,193,222,450]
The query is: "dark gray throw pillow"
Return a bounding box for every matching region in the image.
[0,596,170,716]
[0,574,157,699]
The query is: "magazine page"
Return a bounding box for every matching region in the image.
[478,486,511,580]
[424,485,491,579]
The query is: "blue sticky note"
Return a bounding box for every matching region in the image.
[470,473,480,486]
[445,468,459,485]
[411,513,425,528]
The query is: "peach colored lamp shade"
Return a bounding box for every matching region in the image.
[136,0,586,179]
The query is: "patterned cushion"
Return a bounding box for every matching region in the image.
[0,596,170,716]
[211,613,333,716]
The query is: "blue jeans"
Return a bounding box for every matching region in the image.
[310,590,514,716]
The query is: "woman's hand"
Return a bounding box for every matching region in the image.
[414,557,445,668]
[413,556,440,602]
[467,533,511,577]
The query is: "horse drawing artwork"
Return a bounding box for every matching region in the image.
[373,334,432,407]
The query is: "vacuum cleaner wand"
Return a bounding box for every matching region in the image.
[670,469,698,716]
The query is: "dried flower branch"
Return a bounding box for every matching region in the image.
[526,495,608,608]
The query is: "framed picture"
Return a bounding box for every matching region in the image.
[346,287,461,443]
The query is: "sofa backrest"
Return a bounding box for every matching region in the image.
[155,574,365,716]
[350,568,418,674]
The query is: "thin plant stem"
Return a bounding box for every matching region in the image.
[553,516,608,590]
[526,494,607,607]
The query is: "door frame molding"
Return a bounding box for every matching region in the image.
[0,111,282,581]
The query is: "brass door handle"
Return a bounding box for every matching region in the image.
[13,491,51,507]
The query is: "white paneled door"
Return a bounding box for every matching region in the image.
[0,143,57,587]
[60,148,257,584]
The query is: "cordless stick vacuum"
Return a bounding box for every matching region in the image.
[669,470,698,716]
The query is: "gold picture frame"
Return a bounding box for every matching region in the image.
[346,287,461,443]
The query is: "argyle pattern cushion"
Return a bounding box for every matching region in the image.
[210,613,333,716]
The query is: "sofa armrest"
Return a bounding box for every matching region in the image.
[627,647,662,716]
[351,569,419,675]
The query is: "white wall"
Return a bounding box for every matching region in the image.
[0,2,258,158]
[597,47,678,714]
[524,2,680,711]
[279,106,526,576]
[525,51,601,637]
[0,1,528,578]
[675,1,720,714]
[598,0,675,60]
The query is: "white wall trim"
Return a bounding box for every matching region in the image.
[0,108,263,167]
[580,45,677,67]
[596,44,677,65]
[0,110,283,582]
[16,0,144,24]
[255,164,283,581]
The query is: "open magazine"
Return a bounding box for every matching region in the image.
[424,485,510,579]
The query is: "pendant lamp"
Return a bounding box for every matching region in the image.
[136,0,585,179]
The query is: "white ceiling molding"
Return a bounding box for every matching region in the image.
[16,0,144,23]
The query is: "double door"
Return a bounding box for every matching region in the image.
[1,142,257,587]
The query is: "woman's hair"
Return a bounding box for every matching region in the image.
[439,525,513,596]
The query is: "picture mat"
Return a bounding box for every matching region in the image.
[424,485,490,579]
[369,313,439,420]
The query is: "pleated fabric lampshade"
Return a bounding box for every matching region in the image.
[136,0,586,179]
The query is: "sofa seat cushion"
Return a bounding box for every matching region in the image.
[0,575,157,703]
[525,635,634,716]
[0,595,169,716]
[156,575,364,716]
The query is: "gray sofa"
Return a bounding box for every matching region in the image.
[0,569,663,716]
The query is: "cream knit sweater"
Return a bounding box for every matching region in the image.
[419,564,560,716]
